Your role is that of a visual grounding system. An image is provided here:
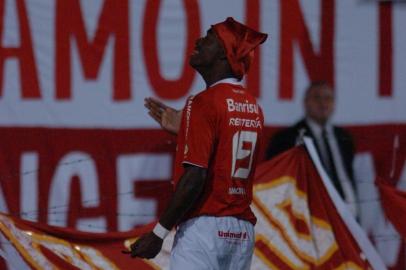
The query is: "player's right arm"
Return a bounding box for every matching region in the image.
[129,94,211,259]
[158,164,207,229]
[128,164,207,259]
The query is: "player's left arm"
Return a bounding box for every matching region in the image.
[127,164,207,259]
[144,97,182,135]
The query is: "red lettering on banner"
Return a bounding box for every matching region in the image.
[245,0,261,97]
[0,154,18,214]
[0,0,40,99]
[43,150,118,230]
[134,181,173,217]
[143,0,200,99]
[378,2,393,97]
[0,128,176,232]
[66,176,106,229]
[55,0,130,100]
[279,0,335,100]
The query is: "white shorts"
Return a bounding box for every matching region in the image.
[170,216,255,270]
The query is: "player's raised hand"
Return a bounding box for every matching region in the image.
[144,97,182,135]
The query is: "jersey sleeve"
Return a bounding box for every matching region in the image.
[181,94,217,168]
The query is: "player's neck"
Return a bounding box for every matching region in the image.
[195,60,236,88]
[199,70,236,88]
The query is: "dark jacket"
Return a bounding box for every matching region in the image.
[266,119,355,186]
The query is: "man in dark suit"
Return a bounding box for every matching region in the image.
[266,81,357,215]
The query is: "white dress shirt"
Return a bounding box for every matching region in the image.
[306,118,358,216]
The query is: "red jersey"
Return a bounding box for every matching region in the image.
[173,79,264,225]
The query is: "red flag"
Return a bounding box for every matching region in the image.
[376,177,406,241]
[0,214,157,269]
[251,140,385,269]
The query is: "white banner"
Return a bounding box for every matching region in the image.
[0,0,405,127]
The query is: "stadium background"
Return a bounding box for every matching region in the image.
[0,0,405,268]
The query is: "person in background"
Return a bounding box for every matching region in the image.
[266,81,358,216]
[124,17,267,270]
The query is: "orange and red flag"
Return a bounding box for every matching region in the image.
[0,140,386,269]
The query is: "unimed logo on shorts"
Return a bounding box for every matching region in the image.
[217,230,248,241]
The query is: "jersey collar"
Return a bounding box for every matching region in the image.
[210,78,243,88]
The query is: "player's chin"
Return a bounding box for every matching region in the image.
[189,56,198,67]
[189,53,203,67]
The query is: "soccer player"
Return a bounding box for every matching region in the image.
[128,17,267,269]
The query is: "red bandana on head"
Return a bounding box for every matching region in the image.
[212,17,268,80]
